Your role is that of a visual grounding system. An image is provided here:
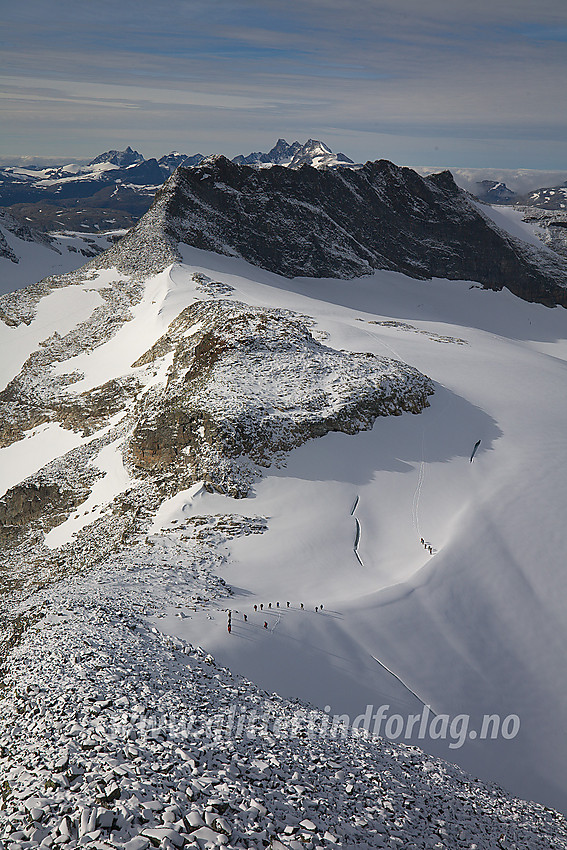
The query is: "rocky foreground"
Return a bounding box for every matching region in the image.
[2,553,567,850]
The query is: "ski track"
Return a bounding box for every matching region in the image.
[370,654,440,717]
[412,431,426,540]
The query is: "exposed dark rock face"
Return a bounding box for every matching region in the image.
[473,180,518,204]
[116,156,567,307]
[516,208,567,259]
[0,483,76,546]
[0,227,17,264]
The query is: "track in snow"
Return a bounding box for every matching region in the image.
[351,495,364,566]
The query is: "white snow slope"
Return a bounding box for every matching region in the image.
[2,213,567,823]
[151,246,567,815]
[0,221,126,297]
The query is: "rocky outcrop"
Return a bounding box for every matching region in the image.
[128,300,433,497]
[0,482,79,546]
[0,227,18,264]
[515,207,567,259]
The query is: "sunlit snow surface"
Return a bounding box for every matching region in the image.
[153,246,567,812]
[2,228,567,814]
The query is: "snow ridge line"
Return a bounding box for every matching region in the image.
[354,517,361,551]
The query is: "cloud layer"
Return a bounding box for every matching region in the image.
[1,0,566,167]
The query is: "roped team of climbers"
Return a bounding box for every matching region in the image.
[227,601,324,634]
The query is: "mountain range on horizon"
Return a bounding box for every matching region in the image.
[1,138,566,236]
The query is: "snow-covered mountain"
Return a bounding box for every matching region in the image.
[287,139,357,169]
[0,157,165,234]
[3,141,565,241]
[158,152,205,175]
[0,148,198,233]
[89,145,145,168]
[0,141,359,234]
[521,182,567,210]
[2,156,567,843]
[472,180,567,211]
[470,180,518,205]
[232,138,302,166]
[232,138,357,170]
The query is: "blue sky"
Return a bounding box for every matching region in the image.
[1,0,566,168]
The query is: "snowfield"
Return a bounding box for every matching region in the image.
[148,248,567,813]
[0,215,124,298]
[2,221,567,845]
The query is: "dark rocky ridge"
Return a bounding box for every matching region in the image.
[110,156,567,308]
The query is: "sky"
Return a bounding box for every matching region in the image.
[1,0,566,169]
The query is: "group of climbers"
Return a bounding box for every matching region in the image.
[227,600,325,634]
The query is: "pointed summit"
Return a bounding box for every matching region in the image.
[288,139,355,168]
[231,138,357,170]
[88,146,144,168]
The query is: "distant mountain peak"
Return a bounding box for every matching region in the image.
[232,138,357,170]
[157,151,204,175]
[473,180,517,204]
[88,146,144,168]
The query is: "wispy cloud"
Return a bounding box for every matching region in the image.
[1,0,565,167]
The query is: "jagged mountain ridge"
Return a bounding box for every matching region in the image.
[232,138,302,166]
[2,141,566,239]
[0,140,353,233]
[232,138,357,169]
[473,178,567,211]
[89,145,145,168]
[103,155,567,307]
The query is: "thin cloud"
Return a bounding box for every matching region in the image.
[1,0,565,167]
